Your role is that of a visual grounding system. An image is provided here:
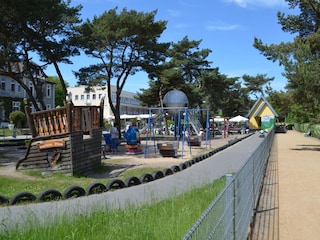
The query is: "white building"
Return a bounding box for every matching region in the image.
[0,62,55,123]
[67,85,148,120]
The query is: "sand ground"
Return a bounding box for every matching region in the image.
[251,130,320,240]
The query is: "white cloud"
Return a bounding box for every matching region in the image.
[173,23,189,29]
[206,22,241,31]
[167,9,181,17]
[222,0,286,8]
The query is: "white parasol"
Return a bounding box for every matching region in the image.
[229,115,248,122]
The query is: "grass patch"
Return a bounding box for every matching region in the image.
[1,177,226,239]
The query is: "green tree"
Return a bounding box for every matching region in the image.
[47,76,69,107]
[199,68,252,117]
[242,74,275,98]
[0,0,81,110]
[74,8,169,134]
[253,0,320,122]
[266,89,293,122]
[137,36,212,109]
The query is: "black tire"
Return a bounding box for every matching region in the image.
[106,179,126,191]
[184,161,192,167]
[162,168,173,176]
[63,186,86,199]
[152,170,164,180]
[37,189,62,202]
[171,165,180,173]
[124,176,141,187]
[86,182,107,195]
[179,162,187,170]
[0,194,9,205]
[139,173,154,183]
[10,192,36,205]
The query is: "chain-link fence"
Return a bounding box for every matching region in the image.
[183,130,274,240]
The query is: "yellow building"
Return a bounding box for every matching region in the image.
[246,95,278,130]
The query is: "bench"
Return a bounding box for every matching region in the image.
[20,128,31,135]
[228,127,241,134]
[304,128,311,137]
[188,136,201,146]
[157,142,179,157]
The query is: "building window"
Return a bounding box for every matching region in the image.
[12,101,20,111]
[46,104,51,110]
[92,94,96,100]
[98,94,102,99]
[1,79,5,90]
[75,95,79,100]
[29,82,33,95]
[11,80,15,92]
[80,95,84,100]
[86,94,90,100]
[17,85,21,93]
[47,85,51,97]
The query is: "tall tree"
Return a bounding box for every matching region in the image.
[254,0,320,122]
[74,8,169,134]
[200,68,252,117]
[137,36,212,109]
[266,89,294,122]
[0,0,81,110]
[242,74,275,98]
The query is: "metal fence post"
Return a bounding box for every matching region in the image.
[226,173,235,239]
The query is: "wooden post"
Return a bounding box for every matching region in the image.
[25,106,37,137]
[100,98,104,127]
[66,102,72,133]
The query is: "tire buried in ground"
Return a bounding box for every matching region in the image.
[106,179,126,191]
[63,186,86,199]
[163,168,173,176]
[0,194,9,205]
[179,162,187,170]
[124,176,141,187]
[37,189,62,202]
[139,173,154,183]
[86,182,107,195]
[171,165,180,173]
[10,192,36,205]
[184,161,192,167]
[152,170,164,179]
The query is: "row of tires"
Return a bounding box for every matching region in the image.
[0,137,246,206]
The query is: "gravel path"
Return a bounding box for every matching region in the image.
[251,130,320,240]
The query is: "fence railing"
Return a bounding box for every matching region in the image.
[182,130,274,240]
[24,100,104,138]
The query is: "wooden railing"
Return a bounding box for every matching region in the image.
[25,100,104,138]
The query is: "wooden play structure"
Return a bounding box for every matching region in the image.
[16,99,104,176]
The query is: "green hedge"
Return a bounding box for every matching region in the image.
[294,123,320,139]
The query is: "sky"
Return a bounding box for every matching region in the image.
[43,0,297,93]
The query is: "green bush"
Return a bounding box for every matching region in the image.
[294,123,320,139]
[9,110,26,128]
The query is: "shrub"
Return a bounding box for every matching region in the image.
[9,111,26,128]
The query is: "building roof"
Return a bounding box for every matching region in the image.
[246,95,279,118]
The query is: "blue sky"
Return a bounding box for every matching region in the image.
[44,0,296,93]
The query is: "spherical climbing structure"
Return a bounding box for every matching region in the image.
[163,89,189,115]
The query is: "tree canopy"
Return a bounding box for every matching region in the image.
[74,8,169,133]
[0,0,81,110]
[254,0,320,123]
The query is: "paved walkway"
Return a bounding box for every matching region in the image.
[251,130,320,240]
